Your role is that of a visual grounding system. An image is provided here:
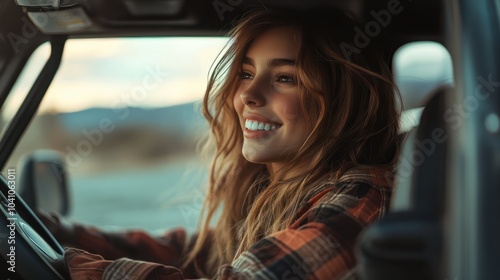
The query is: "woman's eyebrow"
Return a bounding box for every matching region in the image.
[242,56,296,67]
[242,56,254,66]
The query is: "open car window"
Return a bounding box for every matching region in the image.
[5,37,228,233]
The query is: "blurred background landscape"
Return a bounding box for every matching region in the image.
[0,37,229,234]
[9,102,206,173]
[2,102,209,234]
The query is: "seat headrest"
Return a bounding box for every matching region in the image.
[393,42,454,110]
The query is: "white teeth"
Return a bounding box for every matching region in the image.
[251,122,258,130]
[245,119,280,131]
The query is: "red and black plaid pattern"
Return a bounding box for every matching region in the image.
[63,167,392,280]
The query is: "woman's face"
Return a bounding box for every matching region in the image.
[233,26,310,168]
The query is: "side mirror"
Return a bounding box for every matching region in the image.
[18,150,71,217]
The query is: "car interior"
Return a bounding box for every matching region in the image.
[1,0,499,279]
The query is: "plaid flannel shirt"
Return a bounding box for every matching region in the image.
[62,167,393,280]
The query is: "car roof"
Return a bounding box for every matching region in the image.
[2,0,442,46]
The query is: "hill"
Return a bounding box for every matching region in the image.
[6,102,209,175]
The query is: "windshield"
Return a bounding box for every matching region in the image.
[3,37,228,232]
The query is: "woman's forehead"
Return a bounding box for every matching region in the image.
[244,26,301,62]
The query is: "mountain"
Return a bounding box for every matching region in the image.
[58,102,207,137]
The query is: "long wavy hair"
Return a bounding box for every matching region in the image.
[182,7,401,277]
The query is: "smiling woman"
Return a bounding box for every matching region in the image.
[234,26,307,165]
[41,7,401,280]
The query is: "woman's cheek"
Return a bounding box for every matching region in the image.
[276,95,299,121]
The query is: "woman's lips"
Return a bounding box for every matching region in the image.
[243,120,282,139]
[244,119,281,131]
[242,114,282,139]
[243,127,280,139]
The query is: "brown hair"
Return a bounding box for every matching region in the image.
[182,7,401,277]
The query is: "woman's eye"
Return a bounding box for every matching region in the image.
[239,72,253,80]
[276,74,296,84]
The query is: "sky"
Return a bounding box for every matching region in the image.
[2,37,229,118]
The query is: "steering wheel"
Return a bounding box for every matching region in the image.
[0,175,69,279]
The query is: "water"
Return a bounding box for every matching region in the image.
[68,158,207,235]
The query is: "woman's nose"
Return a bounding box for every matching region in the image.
[240,82,266,107]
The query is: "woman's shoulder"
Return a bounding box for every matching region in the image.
[330,166,394,190]
[291,167,394,228]
[306,166,393,203]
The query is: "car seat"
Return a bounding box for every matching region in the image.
[356,42,454,280]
